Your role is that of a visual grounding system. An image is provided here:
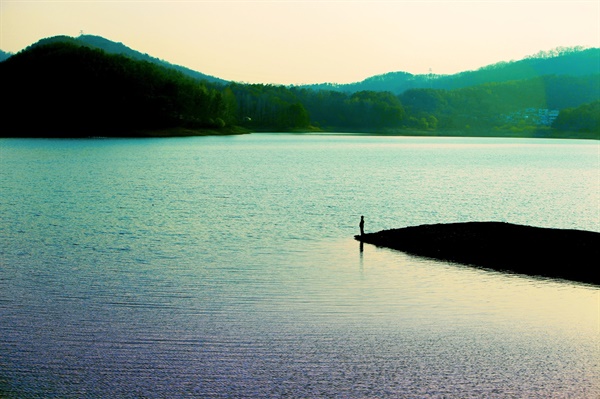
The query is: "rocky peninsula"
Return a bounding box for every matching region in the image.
[355,222,599,285]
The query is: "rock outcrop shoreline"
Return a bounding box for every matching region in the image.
[355,222,599,285]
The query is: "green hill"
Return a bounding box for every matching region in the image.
[0,40,235,137]
[76,35,226,84]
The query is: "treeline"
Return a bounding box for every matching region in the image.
[236,75,599,135]
[553,101,600,133]
[230,85,405,130]
[1,40,598,138]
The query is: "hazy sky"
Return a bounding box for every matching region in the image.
[1,0,599,84]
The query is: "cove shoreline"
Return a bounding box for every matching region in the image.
[355,221,599,286]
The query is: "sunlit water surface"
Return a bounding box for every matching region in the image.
[1,134,598,398]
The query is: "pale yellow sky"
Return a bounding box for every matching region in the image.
[1,0,599,84]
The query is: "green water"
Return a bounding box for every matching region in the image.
[1,134,598,398]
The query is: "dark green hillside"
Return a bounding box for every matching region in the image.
[27,35,227,84]
[0,41,235,137]
[76,35,226,84]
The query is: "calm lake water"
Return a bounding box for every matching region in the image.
[1,134,598,398]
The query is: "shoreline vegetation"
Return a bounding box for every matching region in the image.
[1,37,598,140]
[3,126,596,140]
[126,125,253,137]
[355,222,600,286]
[2,127,598,140]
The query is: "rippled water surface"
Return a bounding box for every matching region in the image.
[1,134,598,398]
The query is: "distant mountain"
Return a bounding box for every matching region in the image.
[24,34,227,85]
[302,47,600,94]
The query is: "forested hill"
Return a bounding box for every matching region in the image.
[4,35,596,93]
[1,36,598,138]
[0,40,238,137]
[30,35,227,84]
[303,48,600,94]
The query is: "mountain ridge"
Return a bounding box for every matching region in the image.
[22,34,227,85]
[2,35,598,92]
[1,35,598,138]
[301,47,600,94]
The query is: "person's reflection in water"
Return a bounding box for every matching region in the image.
[359,239,364,274]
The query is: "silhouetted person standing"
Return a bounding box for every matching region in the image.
[359,216,365,236]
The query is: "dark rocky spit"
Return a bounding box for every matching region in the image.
[355,222,599,286]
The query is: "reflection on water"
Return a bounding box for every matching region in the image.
[0,135,598,398]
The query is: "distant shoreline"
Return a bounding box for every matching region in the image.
[355,222,600,286]
[132,125,252,137]
[0,125,252,138]
[296,127,599,140]
[236,126,598,140]
[1,126,597,140]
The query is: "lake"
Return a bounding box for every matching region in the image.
[1,134,598,398]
